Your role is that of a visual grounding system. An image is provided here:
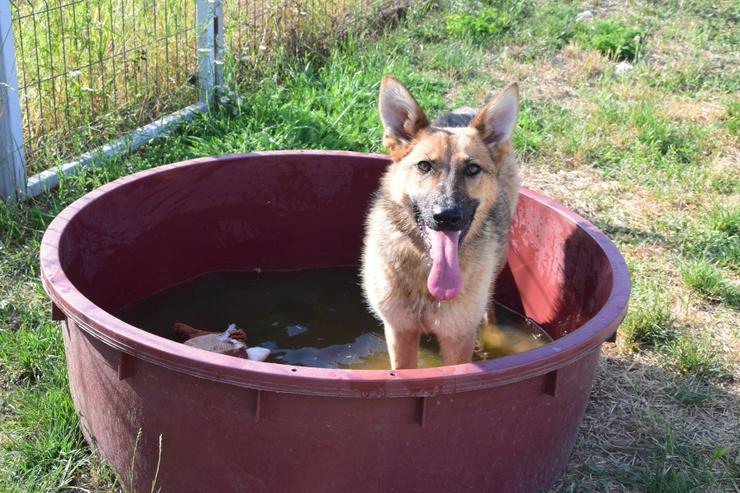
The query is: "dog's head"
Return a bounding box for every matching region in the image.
[378,75,519,300]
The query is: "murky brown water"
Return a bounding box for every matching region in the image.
[116,268,552,369]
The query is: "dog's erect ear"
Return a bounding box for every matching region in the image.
[470,82,519,146]
[378,75,429,149]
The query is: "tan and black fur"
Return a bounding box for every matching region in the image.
[361,76,521,369]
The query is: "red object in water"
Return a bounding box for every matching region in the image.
[40,151,629,493]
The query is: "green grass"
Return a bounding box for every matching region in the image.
[584,95,711,181]
[680,259,739,308]
[638,424,731,492]
[445,1,529,40]
[2,0,739,491]
[620,274,676,349]
[442,0,579,57]
[575,20,642,62]
[725,98,740,136]
[667,335,732,380]
[0,287,121,491]
[580,421,737,492]
[678,207,740,270]
[708,202,740,236]
[673,377,719,406]
[515,100,578,157]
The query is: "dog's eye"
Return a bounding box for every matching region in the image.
[416,161,433,174]
[464,163,482,177]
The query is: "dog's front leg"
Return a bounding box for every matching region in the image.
[438,332,477,366]
[384,326,420,369]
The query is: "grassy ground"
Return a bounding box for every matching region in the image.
[1,0,738,491]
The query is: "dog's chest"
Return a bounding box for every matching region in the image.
[386,253,495,330]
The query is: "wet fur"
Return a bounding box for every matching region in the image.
[361,76,520,369]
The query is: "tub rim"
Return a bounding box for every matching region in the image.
[40,150,630,398]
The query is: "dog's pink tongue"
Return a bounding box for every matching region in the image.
[427,230,462,300]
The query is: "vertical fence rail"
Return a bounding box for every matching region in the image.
[214,0,225,89]
[196,0,216,105]
[0,0,26,200]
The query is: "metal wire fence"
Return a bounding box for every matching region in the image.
[8,0,199,175]
[1,0,406,189]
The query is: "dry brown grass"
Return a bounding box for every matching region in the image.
[552,346,739,492]
[661,98,726,123]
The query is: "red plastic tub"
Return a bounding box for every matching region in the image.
[40,151,629,492]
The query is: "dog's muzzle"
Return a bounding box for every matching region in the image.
[431,205,464,231]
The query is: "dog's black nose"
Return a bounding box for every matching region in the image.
[432,206,464,231]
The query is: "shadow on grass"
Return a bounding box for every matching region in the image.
[551,350,738,493]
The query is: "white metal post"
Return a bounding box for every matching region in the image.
[196,0,216,106]
[0,0,27,201]
[214,0,224,90]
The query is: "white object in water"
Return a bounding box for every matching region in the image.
[247,347,271,362]
[218,324,243,344]
[183,323,247,357]
[287,324,308,336]
[184,333,244,355]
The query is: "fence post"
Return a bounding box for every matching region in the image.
[0,0,26,201]
[196,0,217,106]
[214,0,224,90]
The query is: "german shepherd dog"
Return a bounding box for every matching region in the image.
[361,76,520,369]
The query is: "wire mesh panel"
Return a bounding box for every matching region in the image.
[9,0,199,175]
[6,0,408,178]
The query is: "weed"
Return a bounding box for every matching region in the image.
[445,1,529,41]
[515,100,576,157]
[673,377,719,406]
[575,20,642,62]
[639,423,728,492]
[631,103,705,165]
[680,258,739,308]
[682,206,740,269]
[667,335,731,380]
[444,1,578,57]
[621,303,674,349]
[648,61,740,93]
[521,2,578,52]
[620,276,675,350]
[725,98,739,137]
[708,202,740,236]
[585,460,644,489]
